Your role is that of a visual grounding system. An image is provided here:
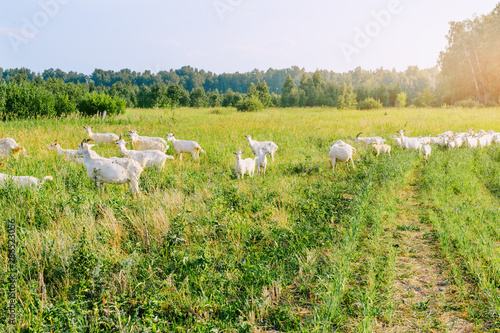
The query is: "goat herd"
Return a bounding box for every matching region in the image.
[0,127,499,197]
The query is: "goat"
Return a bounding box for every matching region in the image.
[355,132,385,147]
[0,138,26,158]
[128,131,167,152]
[47,140,84,164]
[77,139,144,197]
[128,130,168,146]
[397,130,422,151]
[422,144,431,162]
[166,133,205,160]
[83,126,119,145]
[0,163,53,187]
[245,135,279,161]
[329,140,356,171]
[234,150,255,179]
[372,142,391,157]
[255,147,270,175]
[115,136,173,169]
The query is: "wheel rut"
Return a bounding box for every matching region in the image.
[377,168,474,333]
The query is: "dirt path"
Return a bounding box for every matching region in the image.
[377,170,474,332]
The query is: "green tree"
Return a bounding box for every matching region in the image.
[337,83,358,110]
[189,87,208,107]
[280,73,299,107]
[396,92,408,108]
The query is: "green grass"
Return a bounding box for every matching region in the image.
[0,106,500,332]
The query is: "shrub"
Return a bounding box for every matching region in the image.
[358,97,383,110]
[78,92,126,116]
[236,95,264,112]
[453,99,482,109]
[54,94,78,116]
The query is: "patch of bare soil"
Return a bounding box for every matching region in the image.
[376,181,474,333]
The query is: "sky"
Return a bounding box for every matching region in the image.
[0,0,498,75]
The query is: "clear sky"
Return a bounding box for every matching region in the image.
[0,0,498,74]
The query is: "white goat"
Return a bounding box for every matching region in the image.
[422,144,431,162]
[329,140,356,171]
[0,138,26,158]
[392,135,402,148]
[166,133,205,160]
[465,134,478,148]
[398,130,422,151]
[234,150,255,179]
[255,147,270,175]
[47,140,84,164]
[115,137,173,169]
[83,126,119,145]
[355,132,385,147]
[128,131,167,153]
[372,142,391,157]
[128,131,168,146]
[245,135,279,161]
[0,164,53,188]
[77,139,144,197]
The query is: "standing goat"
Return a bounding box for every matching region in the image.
[234,150,255,179]
[166,133,205,160]
[77,139,144,197]
[128,131,167,152]
[115,136,173,169]
[245,135,279,161]
[47,140,84,164]
[329,140,356,171]
[255,147,270,175]
[355,132,385,147]
[398,130,422,151]
[422,144,432,162]
[84,126,119,145]
[372,142,391,157]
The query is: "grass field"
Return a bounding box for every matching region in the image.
[1,106,500,332]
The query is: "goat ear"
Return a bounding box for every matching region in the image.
[91,126,94,129]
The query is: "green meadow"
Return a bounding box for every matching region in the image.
[1,106,500,332]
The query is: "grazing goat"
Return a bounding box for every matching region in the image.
[422,144,431,162]
[128,131,167,152]
[77,139,144,197]
[0,138,26,158]
[115,137,173,169]
[329,140,356,171]
[255,147,270,175]
[84,126,119,145]
[245,135,278,161]
[166,133,205,160]
[372,142,391,157]
[355,132,385,147]
[47,140,84,164]
[0,164,53,187]
[234,150,255,179]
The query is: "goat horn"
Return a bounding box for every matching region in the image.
[356,132,362,138]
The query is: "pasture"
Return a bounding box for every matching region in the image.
[1,106,500,332]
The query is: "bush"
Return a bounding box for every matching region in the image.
[2,82,56,119]
[236,95,264,112]
[78,92,126,116]
[453,99,482,109]
[358,97,383,110]
[55,94,78,116]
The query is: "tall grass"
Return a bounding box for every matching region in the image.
[0,106,500,331]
